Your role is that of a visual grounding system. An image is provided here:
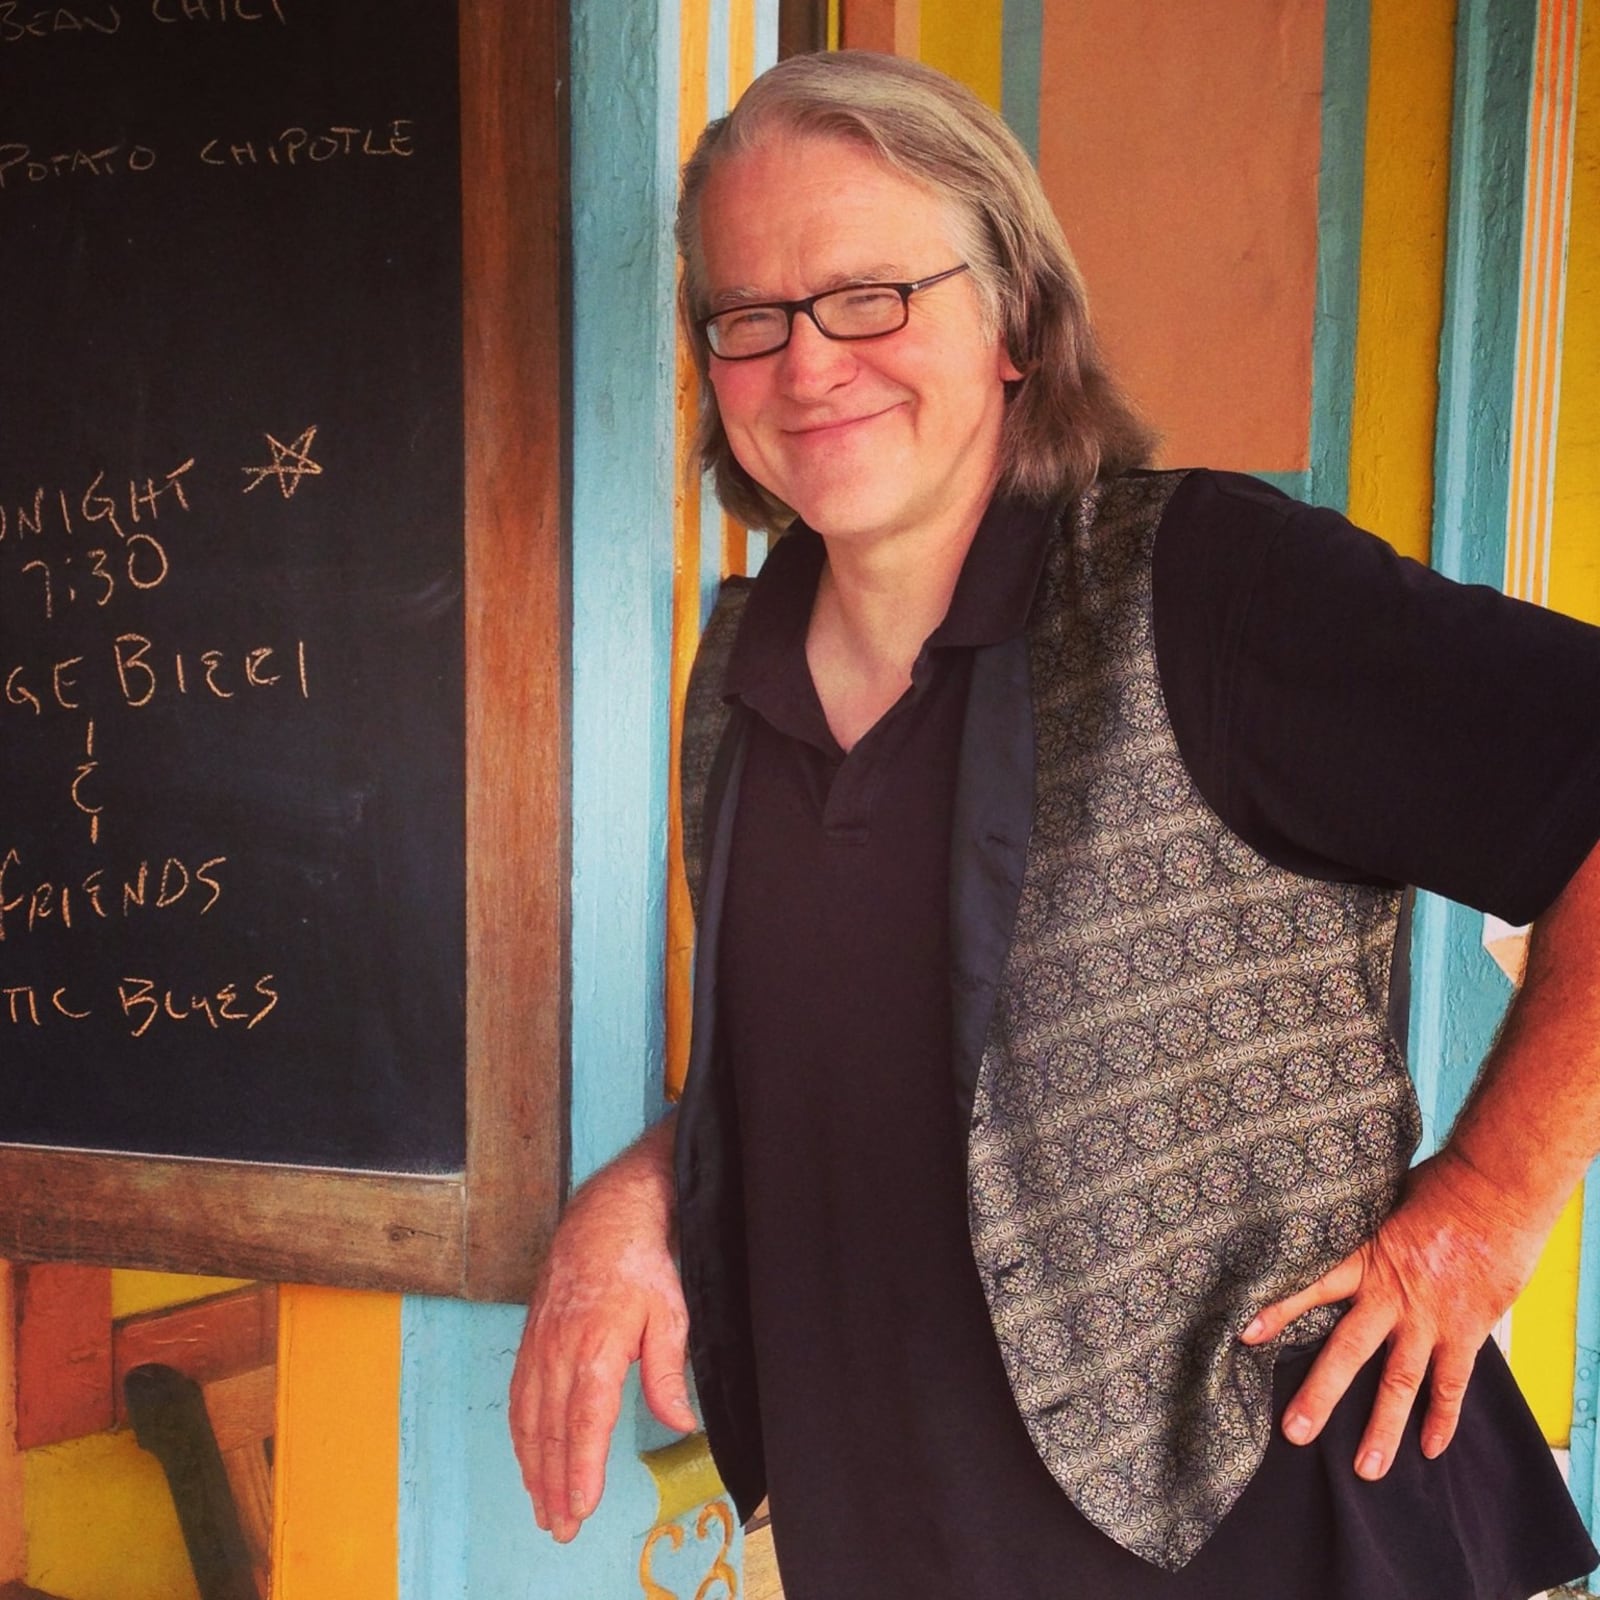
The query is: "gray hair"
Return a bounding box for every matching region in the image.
[676,50,1157,531]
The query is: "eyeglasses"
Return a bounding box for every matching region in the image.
[701,263,971,360]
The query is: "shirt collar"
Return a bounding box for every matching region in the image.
[722,493,1063,702]
[928,492,1061,649]
[723,525,825,705]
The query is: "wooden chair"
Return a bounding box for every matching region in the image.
[124,1362,273,1600]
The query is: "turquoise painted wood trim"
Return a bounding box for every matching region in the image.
[1574,1171,1600,1591]
[567,0,685,1184]
[1000,0,1042,161]
[1307,0,1369,514]
[706,0,730,125]
[1429,2,1534,590]
[398,1298,473,1599]
[754,0,779,75]
[1406,0,1536,1166]
[400,0,687,1594]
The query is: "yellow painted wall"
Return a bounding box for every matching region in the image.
[1346,0,1456,564]
[25,1433,200,1600]
[1516,1191,1586,1441]
[919,0,1002,109]
[110,1270,252,1321]
[1550,0,1600,626]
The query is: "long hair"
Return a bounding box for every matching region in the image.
[676,50,1157,531]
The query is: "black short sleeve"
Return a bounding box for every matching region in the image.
[1152,469,1600,925]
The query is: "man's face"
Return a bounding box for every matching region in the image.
[698,133,1021,551]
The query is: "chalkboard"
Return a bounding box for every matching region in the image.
[0,1,566,1298]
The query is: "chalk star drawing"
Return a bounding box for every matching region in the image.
[242,425,323,498]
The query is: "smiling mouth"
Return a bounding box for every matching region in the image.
[786,405,896,438]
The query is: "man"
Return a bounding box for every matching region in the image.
[513,51,1600,1597]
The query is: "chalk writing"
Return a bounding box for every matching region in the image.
[0,637,305,715]
[16,537,171,619]
[0,848,228,940]
[0,0,291,46]
[198,119,412,168]
[0,4,122,44]
[0,0,467,1180]
[117,974,278,1035]
[2,627,305,716]
[0,138,156,186]
[0,974,276,1032]
[0,458,195,543]
[113,634,310,706]
[71,720,102,843]
[150,0,285,24]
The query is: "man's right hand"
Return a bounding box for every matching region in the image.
[510,1113,697,1542]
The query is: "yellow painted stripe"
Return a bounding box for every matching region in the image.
[1550,0,1600,626]
[721,514,748,580]
[665,389,700,1100]
[1536,0,1581,604]
[917,0,1002,108]
[1515,1190,1586,1442]
[666,0,714,1101]
[722,0,756,580]
[641,1432,726,1524]
[272,1286,400,1600]
[728,0,757,100]
[1346,0,1457,561]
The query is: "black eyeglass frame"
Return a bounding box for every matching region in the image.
[700,262,972,360]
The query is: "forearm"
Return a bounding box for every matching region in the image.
[566,1109,679,1238]
[1441,836,1600,1231]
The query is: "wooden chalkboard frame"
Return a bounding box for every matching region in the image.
[0,0,568,1305]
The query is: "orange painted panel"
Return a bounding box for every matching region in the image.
[841,0,919,56]
[13,1266,113,1450]
[272,1286,399,1600]
[1038,0,1323,470]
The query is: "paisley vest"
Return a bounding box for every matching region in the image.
[678,471,1421,1570]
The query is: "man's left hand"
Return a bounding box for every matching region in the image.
[1239,1147,1550,1479]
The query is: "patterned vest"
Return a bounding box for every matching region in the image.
[682,471,1422,1570]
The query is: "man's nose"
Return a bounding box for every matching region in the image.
[777,309,854,395]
